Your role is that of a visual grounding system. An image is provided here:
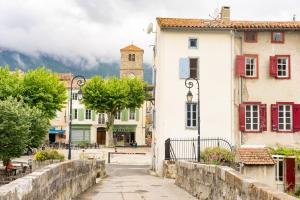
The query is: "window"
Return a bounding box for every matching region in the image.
[278,104,292,131]
[128,54,135,61]
[186,103,197,128]
[245,56,258,78]
[239,103,266,132]
[98,113,105,124]
[115,111,121,120]
[273,156,284,182]
[271,32,284,43]
[270,55,290,79]
[244,32,257,43]
[74,109,78,119]
[277,57,289,78]
[129,109,135,120]
[245,105,260,131]
[189,58,198,79]
[188,38,198,48]
[72,92,78,100]
[85,109,92,120]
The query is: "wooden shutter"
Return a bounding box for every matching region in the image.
[78,109,84,121]
[293,104,300,132]
[92,111,96,121]
[236,55,245,77]
[239,104,246,131]
[121,109,128,121]
[135,109,140,121]
[179,58,190,79]
[270,56,278,77]
[271,104,278,132]
[189,58,198,79]
[260,104,267,131]
[285,157,296,191]
[72,109,75,120]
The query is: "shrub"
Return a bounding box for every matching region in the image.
[201,147,234,165]
[268,145,300,164]
[79,141,89,148]
[34,149,64,161]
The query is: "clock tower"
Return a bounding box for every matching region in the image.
[120,44,144,80]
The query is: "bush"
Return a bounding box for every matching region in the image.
[201,147,234,165]
[79,141,89,148]
[34,149,64,161]
[269,145,300,164]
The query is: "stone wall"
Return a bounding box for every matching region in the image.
[175,161,297,200]
[0,159,106,200]
[162,160,177,179]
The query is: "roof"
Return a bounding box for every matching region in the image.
[157,17,300,31]
[120,44,144,52]
[236,148,275,165]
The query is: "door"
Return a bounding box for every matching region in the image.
[285,157,296,191]
[97,128,106,145]
[49,134,56,144]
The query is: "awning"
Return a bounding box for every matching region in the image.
[48,129,65,134]
[113,125,136,133]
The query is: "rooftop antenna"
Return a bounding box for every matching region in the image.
[209,8,220,20]
[293,14,296,21]
[146,22,154,34]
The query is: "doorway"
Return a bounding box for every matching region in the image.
[97,127,106,145]
[49,134,56,144]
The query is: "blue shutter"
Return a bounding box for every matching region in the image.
[179,58,190,79]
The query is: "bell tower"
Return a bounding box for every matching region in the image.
[120,44,144,80]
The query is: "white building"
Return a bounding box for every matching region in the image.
[152,6,300,187]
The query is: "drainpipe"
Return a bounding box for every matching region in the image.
[238,33,243,146]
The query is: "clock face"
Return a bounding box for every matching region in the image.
[128,73,135,79]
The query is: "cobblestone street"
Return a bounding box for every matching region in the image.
[75,164,196,200]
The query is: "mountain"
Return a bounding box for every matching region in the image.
[0,49,153,84]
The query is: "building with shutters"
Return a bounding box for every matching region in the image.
[50,45,147,147]
[152,6,300,186]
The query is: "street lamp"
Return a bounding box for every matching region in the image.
[185,78,200,162]
[68,75,86,160]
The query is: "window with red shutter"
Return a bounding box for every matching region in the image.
[293,104,300,132]
[236,55,245,77]
[260,104,267,131]
[271,104,279,132]
[270,56,277,77]
[239,104,246,131]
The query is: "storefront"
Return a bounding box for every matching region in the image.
[113,125,137,146]
[71,125,91,144]
[48,127,66,144]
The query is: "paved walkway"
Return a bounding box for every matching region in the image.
[74,164,197,200]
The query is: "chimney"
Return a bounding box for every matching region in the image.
[221,6,230,22]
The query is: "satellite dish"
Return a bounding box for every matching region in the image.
[147,23,153,34]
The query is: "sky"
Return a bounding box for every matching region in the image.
[0,0,299,65]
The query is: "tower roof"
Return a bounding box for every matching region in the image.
[120,44,144,52]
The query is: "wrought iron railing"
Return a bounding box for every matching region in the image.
[165,137,233,161]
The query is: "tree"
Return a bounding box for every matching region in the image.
[28,107,50,148]
[22,67,67,119]
[82,76,145,146]
[0,67,22,100]
[0,97,31,165]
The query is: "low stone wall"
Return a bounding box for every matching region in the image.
[0,159,106,200]
[176,161,297,200]
[32,160,61,171]
[162,160,177,179]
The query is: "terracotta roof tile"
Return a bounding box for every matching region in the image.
[157,17,300,31]
[120,44,144,52]
[236,148,275,165]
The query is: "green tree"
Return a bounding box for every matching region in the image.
[0,97,31,165]
[82,76,145,146]
[28,107,50,148]
[22,67,67,119]
[0,67,22,100]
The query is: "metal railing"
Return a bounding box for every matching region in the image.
[165,137,233,161]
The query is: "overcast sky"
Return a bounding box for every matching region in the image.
[0,0,299,65]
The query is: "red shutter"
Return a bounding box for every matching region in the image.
[285,157,296,191]
[293,104,300,132]
[260,104,267,132]
[270,56,278,77]
[271,104,278,132]
[236,55,245,77]
[239,104,246,131]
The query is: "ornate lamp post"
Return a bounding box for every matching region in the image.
[68,75,86,160]
[185,78,200,162]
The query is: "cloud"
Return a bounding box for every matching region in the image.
[0,0,299,65]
